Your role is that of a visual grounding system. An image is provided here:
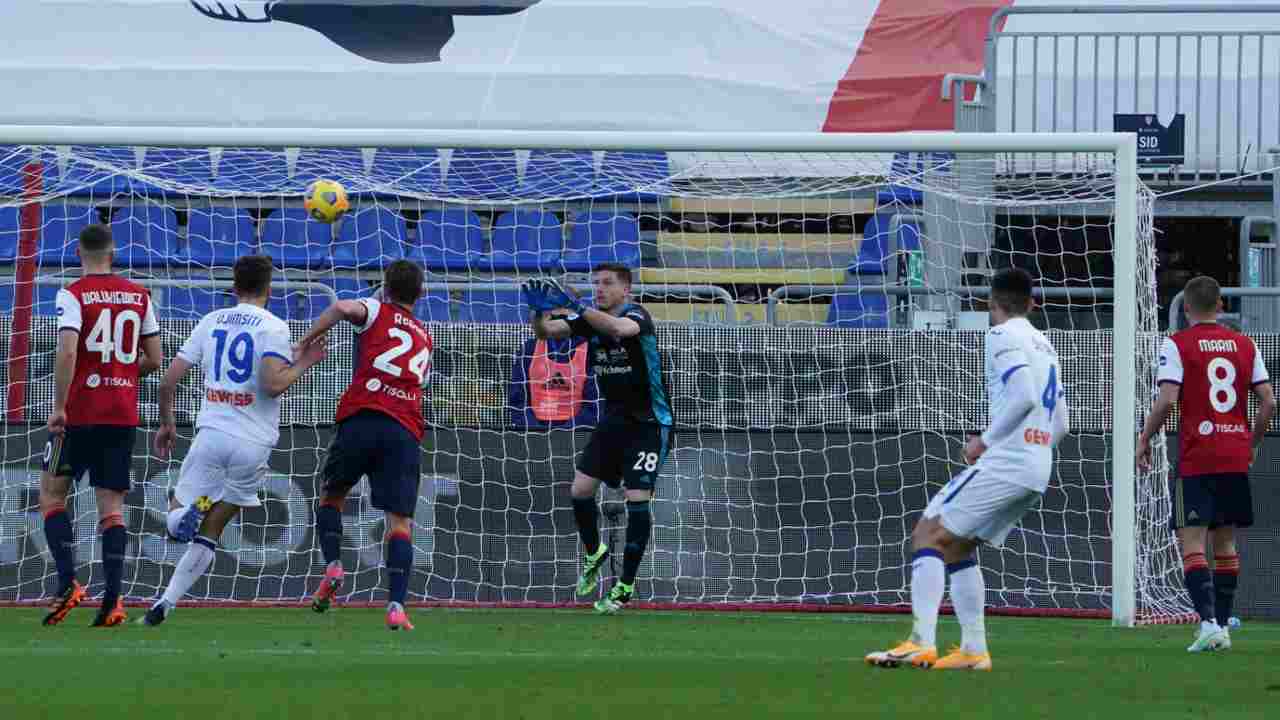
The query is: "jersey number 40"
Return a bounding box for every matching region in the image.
[373,328,430,384]
[85,308,141,364]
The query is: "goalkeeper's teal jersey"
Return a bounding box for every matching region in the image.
[567,304,673,426]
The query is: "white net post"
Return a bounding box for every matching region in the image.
[0,128,1180,622]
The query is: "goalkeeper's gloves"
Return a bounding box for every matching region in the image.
[541,277,585,313]
[520,279,558,313]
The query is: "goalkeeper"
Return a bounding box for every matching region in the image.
[522,265,673,614]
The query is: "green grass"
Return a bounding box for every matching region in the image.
[1,607,1276,719]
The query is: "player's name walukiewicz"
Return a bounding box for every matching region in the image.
[1198,338,1238,352]
[216,312,265,327]
[79,290,145,306]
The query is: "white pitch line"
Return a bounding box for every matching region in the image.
[0,646,863,663]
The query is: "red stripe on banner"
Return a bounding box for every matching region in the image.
[822,0,1013,133]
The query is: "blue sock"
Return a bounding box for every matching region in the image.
[100,522,127,607]
[386,532,413,605]
[621,501,652,586]
[572,497,600,555]
[43,508,76,591]
[316,503,343,566]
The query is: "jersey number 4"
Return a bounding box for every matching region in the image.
[1041,365,1059,414]
[373,328,430,384]
[85,308,141,364]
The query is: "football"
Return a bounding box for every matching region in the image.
[303,178,350,224]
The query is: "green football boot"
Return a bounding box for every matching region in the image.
[593,581,634,615]
[575,543,610,597]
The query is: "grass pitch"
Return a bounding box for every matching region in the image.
[0,607,1275,719]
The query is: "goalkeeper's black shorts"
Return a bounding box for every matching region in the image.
[576,416,671,492]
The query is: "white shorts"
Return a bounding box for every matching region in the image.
[173,427,271,509]
[923,465,1042,548]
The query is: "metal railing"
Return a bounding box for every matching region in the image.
[947,4,1280,182]
[1168,287,1280,331]
[422,282,738,323]
[766,284,1113,326]
[32,276,339,311]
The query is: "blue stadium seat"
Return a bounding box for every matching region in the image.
[333,207,407,270]
[561,212,641,270]
[521,150,596,198]
[827,293,889,328]
[444,149,518,200]
[268,290,330,321]
[370,148,442,194]
[415,209,484,271]
[294,148,367,188]
[182,207,257,268]
[456,288,527,324]
[596,151,668,200]
[53,146,136,198]
[111,205,179,271]
[0,206,19,262]
[260,208,333,269]
[38,203,95,269]
[0,283,62,316]
[485,210,562,271]
[331,277,371,300]
[415,290,452,323]
[137,148,216,195]
[158,287,236,321]
[213,149,290,194]
[851,214,920,276]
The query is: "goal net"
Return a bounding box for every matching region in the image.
[0,133,1187,624]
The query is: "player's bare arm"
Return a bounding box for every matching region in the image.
[1248,381,1276,462]
[154,357,194,458]
[139,333,163,377]
[532,311,573,340]
[1136,383,1180,470]
[299,300,369,347]
[48,328,79,435]
[261,337,327,398]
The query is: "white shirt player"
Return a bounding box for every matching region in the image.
[177,303,294,447]
[977,316,1069,492]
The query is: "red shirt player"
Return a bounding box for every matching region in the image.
[1138,276,1276,650]
[40,224,163,627]
[297,259,431,631]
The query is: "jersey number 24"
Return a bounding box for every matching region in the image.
[373,328,430,385]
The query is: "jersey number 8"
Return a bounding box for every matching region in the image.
[373,328,430,385]
[1208,357,1238,413]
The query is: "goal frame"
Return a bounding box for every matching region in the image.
[0,126,1141,626]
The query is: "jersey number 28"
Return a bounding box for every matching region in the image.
[373,328,430,384]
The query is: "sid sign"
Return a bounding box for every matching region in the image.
[1113,113,1186,165]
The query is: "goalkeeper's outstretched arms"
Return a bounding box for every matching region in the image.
[524,278,640,341]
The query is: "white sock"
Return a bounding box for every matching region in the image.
[162,536,216,607]
[909,550,945,648]
[166,508,187,538]
[948,561,988,654]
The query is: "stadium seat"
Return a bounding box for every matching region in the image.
[415,290,452,323]
[182,207,257,268]
[485,210,562,271]
[213,148,290,194]
[333,206,407,270]
[294,148,367,188]
[137,148,217,195]
[521,150,596,198]
[444,149,518,200]
[110,205,180,271]
[0,283,62,316]
[561,212,641,270]
[0,206,19,262]
[827,292,890,328]
[596,151,668,200]
[415,209,484,271]
[331,277,371,300]
[268,290,330,321]
[260,208,334,269]
[456,288,528,324]
[850,214,920,276]
[38,203,95,269]
[53,146,136,198]
[158,286,236,321]
[370,148,442,194]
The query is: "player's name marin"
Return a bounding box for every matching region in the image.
[1199,339,1239,352]
[77,290,145,306]
[216,311,265,327]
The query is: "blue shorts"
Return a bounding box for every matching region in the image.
[1170,473,1254,531]
[321,411,421,517]
[42,425,135,492]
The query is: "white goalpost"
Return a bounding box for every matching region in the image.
[0,128,1183,625]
